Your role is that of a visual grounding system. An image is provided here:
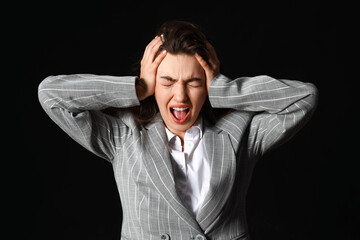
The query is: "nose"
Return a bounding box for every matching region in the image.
[173,82,188,102]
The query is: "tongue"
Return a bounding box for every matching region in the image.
[173,110,187,120]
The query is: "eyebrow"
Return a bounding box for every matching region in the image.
[160,76,202,83]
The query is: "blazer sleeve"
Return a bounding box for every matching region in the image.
[209,74,318,156]
[38,74,140,162]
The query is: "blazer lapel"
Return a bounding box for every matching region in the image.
[140,114,202,232]
[196,121,237,233]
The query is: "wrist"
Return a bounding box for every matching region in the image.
[207,73,220,93]
[136,77,148,101]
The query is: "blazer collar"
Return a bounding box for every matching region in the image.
[141,114,203,233]
[141,113,237,233]
[196,124,237,233]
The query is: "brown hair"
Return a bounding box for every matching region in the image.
[105,20,230,124]
[155,21,211,65]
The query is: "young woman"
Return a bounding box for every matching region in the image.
[38,20,318,240]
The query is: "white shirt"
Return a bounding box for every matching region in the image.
[165,117,211,216]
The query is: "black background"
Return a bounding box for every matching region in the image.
[12,1,357,240]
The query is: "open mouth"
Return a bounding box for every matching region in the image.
[170,107,190,123]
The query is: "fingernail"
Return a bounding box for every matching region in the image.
[162,50,166,54]
[160,34,165,42]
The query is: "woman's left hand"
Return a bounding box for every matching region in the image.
[195,42,220,93]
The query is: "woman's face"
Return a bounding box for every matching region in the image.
[155,53,207,137]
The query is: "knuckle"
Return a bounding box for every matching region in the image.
[150,47,157,54]
[202,60,209,67]
[153,57,161,64]
[198,58,206,65]
[151,45,160,54]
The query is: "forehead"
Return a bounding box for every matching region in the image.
[157,53,204,79]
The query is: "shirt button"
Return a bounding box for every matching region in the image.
[195,234,206,240]
[160,234,170,240]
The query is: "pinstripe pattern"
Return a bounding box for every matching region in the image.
[38,73,318,240]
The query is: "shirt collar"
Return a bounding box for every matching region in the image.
[165,116,203,143]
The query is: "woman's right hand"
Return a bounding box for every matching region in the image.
[137,36,167,101]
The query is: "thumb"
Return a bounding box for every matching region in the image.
[195,53,214,93]
[195,53,212,73]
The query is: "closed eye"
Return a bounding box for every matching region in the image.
[160,76,176,87]
[159,76,203,87]
[188,84,201,88]
[187,78,203,88]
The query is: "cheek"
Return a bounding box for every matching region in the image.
[191,88,207,109]
[154,85,169,109]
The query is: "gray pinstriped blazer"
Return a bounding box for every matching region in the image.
[38,73,318,240]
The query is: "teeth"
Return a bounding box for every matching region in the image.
[172,107,188,111]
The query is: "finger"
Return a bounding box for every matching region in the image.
[160,33,165,42]
[145,35,160,50]
[195,53,212,72]
[150,40,164,61]
[144,36,162,60]
[205,42,221,74]
[153,49,167,67]
[196,53,214,93]
[206,42,219,63]
[145,39,163,63]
